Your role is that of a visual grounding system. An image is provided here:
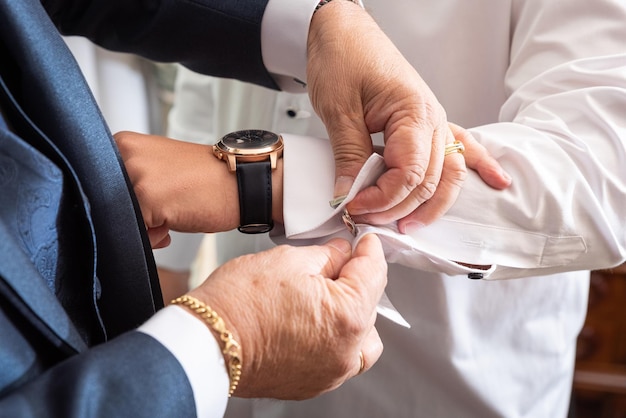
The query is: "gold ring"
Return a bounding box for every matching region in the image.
[444,140,465,156]
[358,351,365,375]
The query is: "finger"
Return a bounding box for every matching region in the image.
[335,234,387,308]
[320,238,357,279]
[397,140,466,232]
[356,326,383,377]
[328,121,374,198]
[148,226,171,249]
[348,123,444,220]
[349,124,446,226]
[448,122,512,190]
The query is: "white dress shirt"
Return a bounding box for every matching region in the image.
[142,0,626,417]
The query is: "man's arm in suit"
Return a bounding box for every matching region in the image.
[0,306,198,417]
[42,0,285,90]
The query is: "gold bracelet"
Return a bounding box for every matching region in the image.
[171,295,242,397]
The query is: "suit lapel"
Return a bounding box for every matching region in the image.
[0,0,163,339]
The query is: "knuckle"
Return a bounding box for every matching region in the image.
[404,165,427,189]
[412,177,438,203]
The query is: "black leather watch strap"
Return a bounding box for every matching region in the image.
[236,160,273,233]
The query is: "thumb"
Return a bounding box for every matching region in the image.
[336,234,388,308]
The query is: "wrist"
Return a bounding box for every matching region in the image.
[203,144,241,231]
[212,132,285,232]
[307,0,371,84]
[210,146,284,231]
[309,0,363,46]
[172,295,242,397]
[212,130,283,234]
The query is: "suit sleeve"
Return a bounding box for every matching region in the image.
[0,331,198,418]
[42,0,279,89]
[0,302,229,417]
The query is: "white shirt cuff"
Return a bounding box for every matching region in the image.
[261,0,318,92]
[138,306,229,418]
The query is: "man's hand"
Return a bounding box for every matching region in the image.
[188,234,387,400]
[384,122,512,228]
[307,2,460,232]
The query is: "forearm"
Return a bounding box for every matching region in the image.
[119,123,625,279]
[460,87,626,277]
[456,1,626,277]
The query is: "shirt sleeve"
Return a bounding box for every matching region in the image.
[138,306,230,418]
[277,125,626,281]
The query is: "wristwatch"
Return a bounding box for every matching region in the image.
[212,130,284,234]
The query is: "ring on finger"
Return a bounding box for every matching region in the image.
[444,140,465,156]
[358,350,365,375]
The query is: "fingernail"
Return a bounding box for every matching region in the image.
[502,170,512,184]
[400,221,425,235]
[334,176,355,199]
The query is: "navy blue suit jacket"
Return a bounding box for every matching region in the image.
[0,0,272,415]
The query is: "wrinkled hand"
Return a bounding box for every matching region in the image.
[188,234,387,400]
[307,4,511,233]
[308,2,450,232]
[390,122,512,227]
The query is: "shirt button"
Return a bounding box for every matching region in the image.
[285,108,311,119]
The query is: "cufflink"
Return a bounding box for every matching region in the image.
[342,209,358,236]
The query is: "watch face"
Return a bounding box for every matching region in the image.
[214,129,283,171]
[221,130,280,150]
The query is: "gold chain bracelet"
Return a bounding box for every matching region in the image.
[171,295,242,397]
